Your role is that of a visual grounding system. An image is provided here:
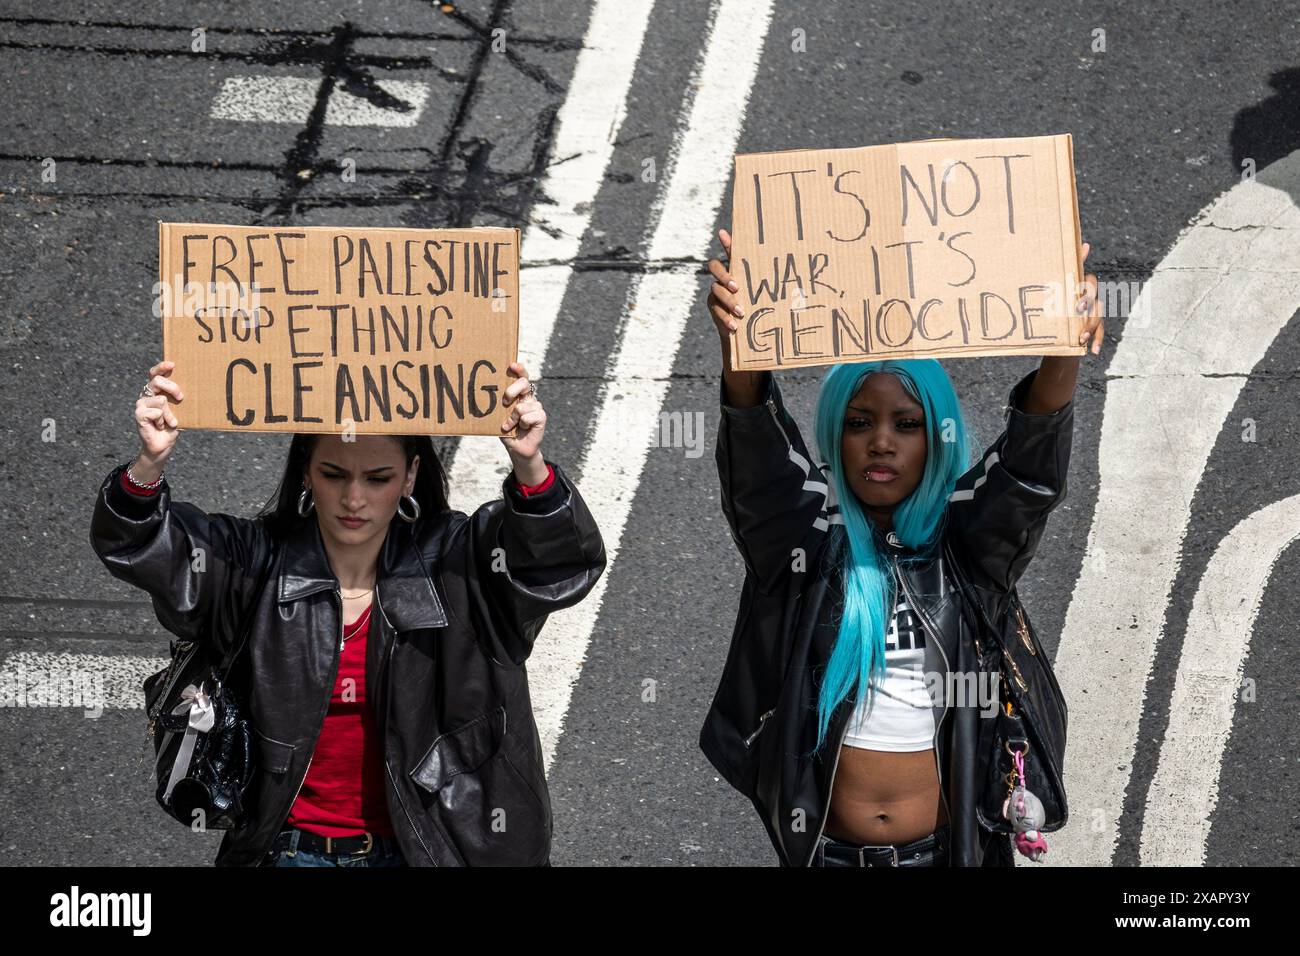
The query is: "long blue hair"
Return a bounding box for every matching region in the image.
[811,358,978,751]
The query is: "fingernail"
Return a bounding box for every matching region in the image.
[727,281,738,292]
[733,305,743,317]
[729,321,738,331]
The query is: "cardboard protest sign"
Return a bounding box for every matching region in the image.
[157,222,520,436]
[727,134,1086,371]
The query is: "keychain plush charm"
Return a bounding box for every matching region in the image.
[1001,745,1049,861]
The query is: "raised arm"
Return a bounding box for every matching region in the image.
[89,359,270,656]
[708,228,830,593]
[441,362,605,666]
[91,464,272,657]
[943,368,1074,618]
[443,460,605,667]
[945,241,1102,618]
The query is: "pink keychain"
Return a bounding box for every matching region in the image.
[1000,706,1049,862]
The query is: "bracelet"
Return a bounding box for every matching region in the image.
[125,459,165,491]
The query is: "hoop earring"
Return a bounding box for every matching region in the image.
[396,494,420,523]
[297,487,314,516]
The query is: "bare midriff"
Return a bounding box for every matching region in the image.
[825,745,948,845]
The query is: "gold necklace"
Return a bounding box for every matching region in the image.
[341,600,373,648]
[341,586,374,599]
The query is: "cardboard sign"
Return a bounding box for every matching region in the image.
[157,222,520,435]
[727,134,1085,371]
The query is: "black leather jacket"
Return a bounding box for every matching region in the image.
[699,368,1073,866]
[91,458,606,866]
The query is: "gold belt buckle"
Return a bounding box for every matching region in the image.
[324,832,374,856]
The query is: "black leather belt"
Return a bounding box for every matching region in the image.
[817,823,950,867]
[270,826,403,858]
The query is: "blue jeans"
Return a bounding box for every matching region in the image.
[263,827,407,867]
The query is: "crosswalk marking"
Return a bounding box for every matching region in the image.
[210,75,430,126]
[0,651,165,712]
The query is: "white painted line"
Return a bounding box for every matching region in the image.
[1139,493,1300,865]
[515,0,776,773]
[438,1,658,770]
[1049,151,1300,865]
[0,651,165,712]
[210,75,430,127]
[446,0,657,518]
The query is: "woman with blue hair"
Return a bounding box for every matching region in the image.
[699,227,1102,867]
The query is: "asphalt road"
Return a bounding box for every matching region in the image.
[1,0,1298,867]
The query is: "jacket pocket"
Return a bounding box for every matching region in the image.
[409,706,550,865]
[410,707,505,792]
[253,728,297,775]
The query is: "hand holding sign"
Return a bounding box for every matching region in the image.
[707,227,743,340]
[499,361,547,472]
[132,359,184,477]
[707,227,769,410]
[1077,242,1104,355]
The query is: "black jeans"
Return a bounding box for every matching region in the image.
[813,823,951,867]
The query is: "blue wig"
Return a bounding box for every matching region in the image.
[810,358,977,752]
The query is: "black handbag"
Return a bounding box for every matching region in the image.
[142,614,256,830]
[943,537,1069,837]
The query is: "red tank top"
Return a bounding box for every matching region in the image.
[285,600,396,837]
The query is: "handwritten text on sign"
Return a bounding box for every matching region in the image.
[157,222,519,435]
[727,135,1085,370]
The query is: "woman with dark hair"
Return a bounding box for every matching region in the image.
[699,228,1101,867]
[91,358,606,867]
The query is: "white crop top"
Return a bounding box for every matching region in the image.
[841,582,937,752]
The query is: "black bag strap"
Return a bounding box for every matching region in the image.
[942,535,1006,658]
[943,535,1026,715]
[212,598,260,697]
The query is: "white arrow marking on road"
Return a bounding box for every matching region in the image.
[1140,492,1300,864]
[210,76,431,127]
[1050,151,1300,865]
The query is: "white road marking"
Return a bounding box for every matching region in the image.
[1049,151,1300,865]
[1139,493,1300,864]
[439,1,658,770]
[514,0,776,772]
[446,0,657,516]
[0,651,165,711]
[210,76,430,127]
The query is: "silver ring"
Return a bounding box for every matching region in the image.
[139,383,155,398]
[527,382,538,399]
